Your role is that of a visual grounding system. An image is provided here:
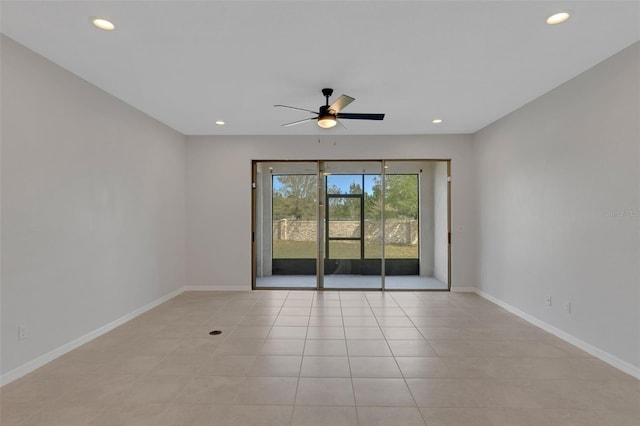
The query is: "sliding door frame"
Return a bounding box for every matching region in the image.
[251,159,451,291]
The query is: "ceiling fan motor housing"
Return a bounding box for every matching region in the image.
[319,105,334,116]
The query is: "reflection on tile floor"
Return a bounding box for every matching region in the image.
[1,291,639,425]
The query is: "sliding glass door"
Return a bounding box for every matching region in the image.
[254,162,318,288]
[321,161,383,290]
[252,160,450,290]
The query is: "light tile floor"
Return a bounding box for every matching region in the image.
[1,291,639,425]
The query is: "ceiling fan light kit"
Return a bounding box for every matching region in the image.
[317,112,337,128]
[275,88,385,129]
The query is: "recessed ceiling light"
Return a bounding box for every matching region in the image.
[215,121,225,126]
[432,119,443,124]
[91,18,115,31]
[546,12,570,25]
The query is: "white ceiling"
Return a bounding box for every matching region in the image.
[1,1,638,135]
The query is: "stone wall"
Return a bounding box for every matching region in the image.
[272,220,317,241]
[273,220,418,244]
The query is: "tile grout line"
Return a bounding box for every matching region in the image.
[340,291,361,425]
[386,291,429,425]
[290,289,312,424]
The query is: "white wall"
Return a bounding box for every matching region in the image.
[418,162,435,276]
[473,42,639,371]
[186,135,475,290]
[1,36,187,378]
[434,161,449,284]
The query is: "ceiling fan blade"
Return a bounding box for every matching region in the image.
[281,117,317,127]
[274,104,318,114]
[328,94,355,113]
[336,113,385,120]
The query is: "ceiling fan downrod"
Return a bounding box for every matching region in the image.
[322,88,334,107]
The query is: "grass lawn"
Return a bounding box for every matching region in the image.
[273,240,418,259]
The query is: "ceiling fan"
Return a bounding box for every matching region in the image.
[275,88,385,129]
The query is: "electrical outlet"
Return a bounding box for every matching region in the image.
[563,302,571,314]
[545,295,552,307]
[18,325,27,340]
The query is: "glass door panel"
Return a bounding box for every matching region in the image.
[364,174,383,259]
[322,161,382,290]
[383,160,449,290]
[253,161,318,289]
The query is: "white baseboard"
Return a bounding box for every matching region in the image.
[474,288,640,380]
[184,285,251,291]
[0,287,184,387]
[450,286,477,293]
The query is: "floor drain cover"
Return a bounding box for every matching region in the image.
[209,330,222,335]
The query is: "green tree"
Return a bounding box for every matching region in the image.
[328,182,363,220]
[272,175,317,220]
[348,182,362,194]
[366,175,418,220]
